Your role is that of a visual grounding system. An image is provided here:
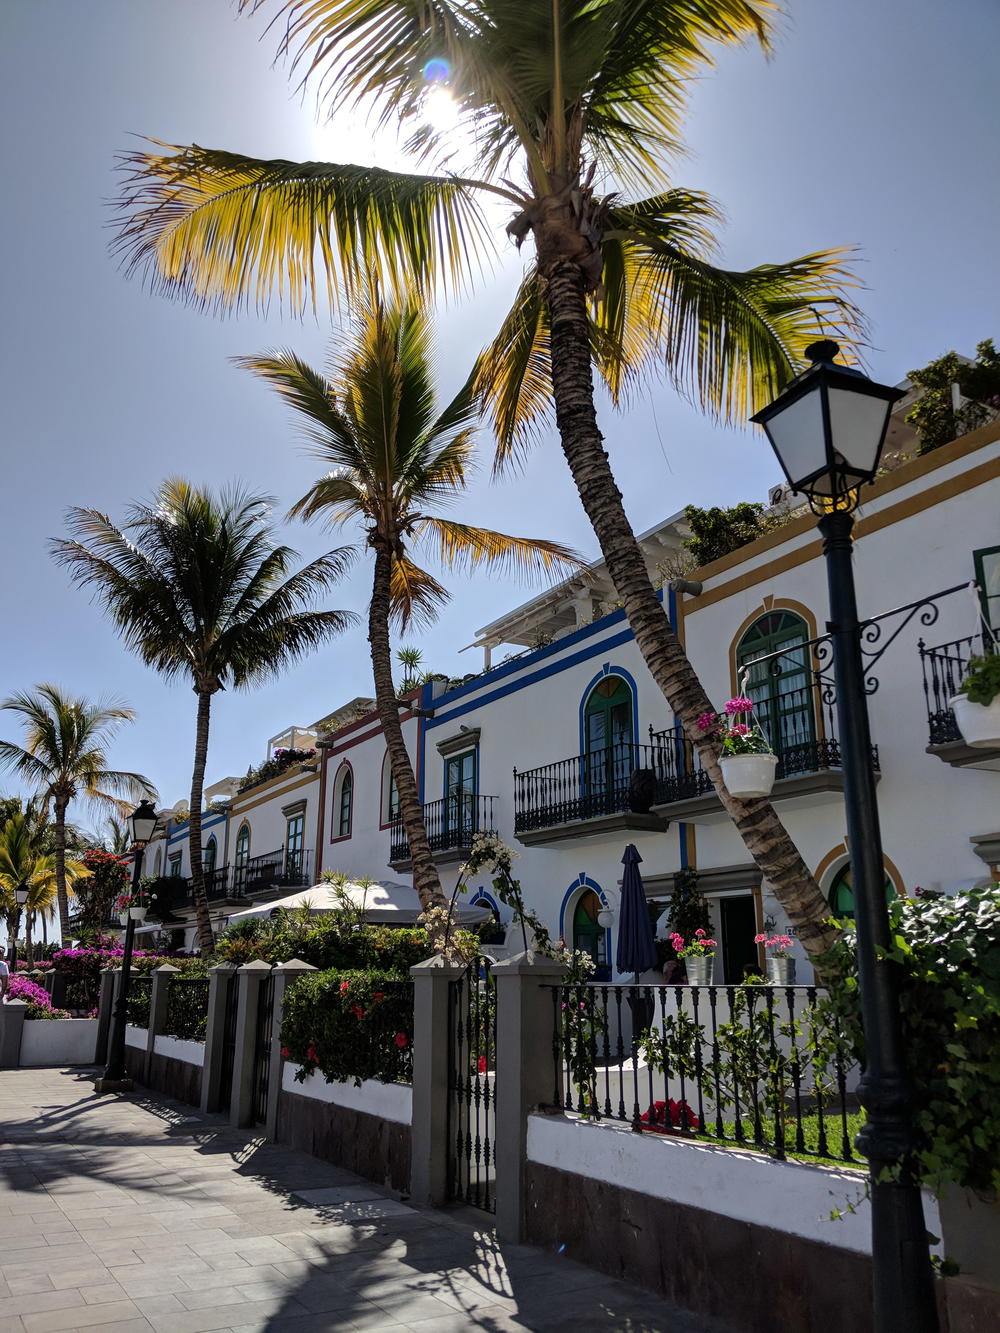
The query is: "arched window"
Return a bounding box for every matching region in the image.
[234,825,250,891]
[334,765,353,840]
[203,837,217,880]
[573,889,610,981]
[736,611,815,776]
[827,863,896,921]
[583,675,634,798]
[381,752,402,826]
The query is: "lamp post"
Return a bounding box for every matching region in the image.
[95,799,158,1094]
[10,882,30,977]
[752,341,937,1332]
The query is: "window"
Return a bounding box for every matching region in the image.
[827,863,895,920]
[234,825,250,891]
[737,611,816,775]
[974,546,1000,637]
[336,767,353,839]
[381,753,402,826]
[444,750,476,841]
[169,854,182,878]
[203,837,217,873]
[583,675,634,794]
[285,813,304,878]
[572,889,610,982]
[388,776,401,823]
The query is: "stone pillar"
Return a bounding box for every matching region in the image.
[265,959,317,1142]
[94,968,118,1066]
[230,961,273,1129]
[409,955,466,1207]
[200,963,236,1114]
[0,1001,27,1069]
[146,965,179,1083]
[491,950,567,1243]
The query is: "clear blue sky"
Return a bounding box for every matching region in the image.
[2,0,998,817]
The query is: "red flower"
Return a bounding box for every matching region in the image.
[394,1032,409,1049]
[477,1056,487,1074]
[340,980,350,995]
[280,1046,290,1058]
[351,1004,365,1020]
[306,1045,318,1063]
[373,992,385,1001]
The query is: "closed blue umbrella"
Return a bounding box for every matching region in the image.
[616,844,659,975]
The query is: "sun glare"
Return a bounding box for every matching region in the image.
[423,86,460,133]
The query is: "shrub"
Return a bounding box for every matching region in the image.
[280,969,413,1087]
[215,913,437,973]
[8,975,70,1020]
[162,977,210,1042]
[821,883,1000,1194]
[51,947,193,1011]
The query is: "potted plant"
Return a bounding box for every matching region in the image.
[114,889,149,923]
[950,652,1000,747]
[699,696,778,798]
[755,931,796,986]
[670,929,718,986]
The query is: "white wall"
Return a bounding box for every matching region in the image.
[280,1061,412,1125]
[152,1035,205,1067]
[19,1018,97,1067]
[527,1112,942,1258]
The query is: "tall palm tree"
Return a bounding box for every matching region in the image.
[237,292,580,920]
[0,810,89,966]
[110,1,867,959]
[0,688,153,942]
[52,480,356,957]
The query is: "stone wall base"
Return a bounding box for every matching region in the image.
[276,1089,410,1194]
[523,1161,958,1332]
[146,1052,202,1107]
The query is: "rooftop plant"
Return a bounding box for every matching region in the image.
[906,338,1000,453]
[237,747,317,794]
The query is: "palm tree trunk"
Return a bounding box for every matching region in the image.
[6,911,17,968]
[369,545,449,939]
[41,912,47,947]
[543,258,839,962]
[188,689,216,958]
[53,800,71,943]
[25,911,33,968]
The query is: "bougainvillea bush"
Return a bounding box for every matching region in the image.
[9,975,70,1019]
[73,848,130,933]
[280,969,413,1087]
[51,947,193,1011]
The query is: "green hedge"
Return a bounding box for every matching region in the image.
[163,977,210,1042]
[280,969,413,1087]
[124,977,153,1028]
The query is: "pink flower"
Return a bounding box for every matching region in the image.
[754,933,766,944]
[695,929,705,938]
[725,696,754,715]
[729,723,750,736]
[696,711,720,734]
[670,933,685,951]
[395,1032,409,1049]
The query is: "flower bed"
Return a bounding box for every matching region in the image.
[280,969,413,1087]
[9,974,70,1019]
[51,947,194,1012]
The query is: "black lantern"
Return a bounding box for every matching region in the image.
[751,340,904,512]
[128,799,158,847]
[14,882,30,908]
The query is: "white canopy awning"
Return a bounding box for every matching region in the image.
[225,879,491,926]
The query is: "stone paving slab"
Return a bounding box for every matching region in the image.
[0,1068,733,1332]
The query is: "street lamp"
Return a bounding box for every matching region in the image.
[96,798,158,1093]
[752,341,936,1332]
[10,882,29,976]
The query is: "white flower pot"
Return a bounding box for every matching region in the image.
[128,907,148,922]
[685,954,715,986]
[767,956,796,986]
[950,693,1000,748]
[720,752,778,798]
[118,913,130,927]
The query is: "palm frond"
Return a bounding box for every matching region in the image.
[113,143,492,313]
[389,555,449,632]
[417,518,583,582]
[472,271,552,471]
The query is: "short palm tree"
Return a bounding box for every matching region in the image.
[237,292,580,921]
[0,810,89,966]
[111,0,866,959]
[52,480,356,957]
[0,687,153,942]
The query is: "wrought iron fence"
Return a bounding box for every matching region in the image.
[124,976,153,1029]
[918,634,992,745]
[163,977,210,1042]
[390,795,496,862]
[546,982,861,1165]
[448,958,497,1212]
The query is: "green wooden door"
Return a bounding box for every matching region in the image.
[737,612,815,775]
[583,677,633,797]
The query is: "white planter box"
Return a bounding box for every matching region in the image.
[950,693,1000,748]
[719,752,778,798]
[19,1017,98,1067]
[152,1035,205,1067]
[281,1063,412,1125]
[125,1024,146,1049]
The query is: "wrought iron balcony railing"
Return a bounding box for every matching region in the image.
[235,847,314,895]
[918,633,992,746]
[389,795,496,863]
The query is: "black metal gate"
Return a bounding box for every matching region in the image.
[251,973,276,1125]
[447,958,497,1213]
[217,972,240,1112]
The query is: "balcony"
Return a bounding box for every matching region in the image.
[389,795,497,869]
[514,745,670,844]
[234,847,314,898]
[918,635,1000,770]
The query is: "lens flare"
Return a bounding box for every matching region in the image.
[422,57,450,84]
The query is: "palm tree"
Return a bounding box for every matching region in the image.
[0,810,89,967]
[110,1,867,959]
[52,480,356,957]
[0,687,153,943]
[236,293,580,920]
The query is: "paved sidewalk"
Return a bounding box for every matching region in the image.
[0,1068,729,1333]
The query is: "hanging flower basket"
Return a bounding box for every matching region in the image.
[720,753,778,798]
[118,913,130,927]
[950,693,1000,749]
[128,906,148,922]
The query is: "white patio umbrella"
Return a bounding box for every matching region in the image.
[225,878,491,926]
